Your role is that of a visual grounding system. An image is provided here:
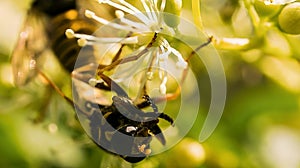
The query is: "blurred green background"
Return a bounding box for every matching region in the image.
[1,0,300,167]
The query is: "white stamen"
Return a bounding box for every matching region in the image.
[85,10,95,18]
[115,10,125,18]
[68,30,138,44]
[88,78,98,87]
[170,47,187,69]
[141,0,155,24]
[99,0,135,14]
[159,76,168,94]
[115,10,149,31]
[159,0,167,12]
[65,29,75,38]
[159,45,171,60]
[158,62,166,79]
[147,0,159,23]
[116,0,152,25]
[77,38,88,46]
[157,0,166,25]
[85,10,136,32]
[85,10,109,24]
[119,17,150,31]
[161,38,170,49]
[116,36,139,44]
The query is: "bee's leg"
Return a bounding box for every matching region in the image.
[153,37,213,103]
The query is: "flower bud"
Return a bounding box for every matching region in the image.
[158,0,182,28]
[278,2,300,34]
[254,0,281,18]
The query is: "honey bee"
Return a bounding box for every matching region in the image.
[11,0,102,86]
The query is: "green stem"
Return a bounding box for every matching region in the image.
[192,0,204,31]
[243,0,261,31]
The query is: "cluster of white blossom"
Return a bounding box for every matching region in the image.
[66,0,187,94]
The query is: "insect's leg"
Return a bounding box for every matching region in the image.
[158,113,174,126]
[148,124,166,145]
[137,94,174,125]
[141,110,174,126]
[38,69,74,105]
[153,37,213,103]
[137,95,158,112]
[38,69,96,117]
[96,73,129,98]
[140,119,168,145]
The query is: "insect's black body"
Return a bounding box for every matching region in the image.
[86,74,174,163]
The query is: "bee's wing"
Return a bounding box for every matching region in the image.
[11,10,48,87]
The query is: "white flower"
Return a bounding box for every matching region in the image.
[66,0,187,95]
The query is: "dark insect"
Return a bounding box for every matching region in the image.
[85,73,174,163]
